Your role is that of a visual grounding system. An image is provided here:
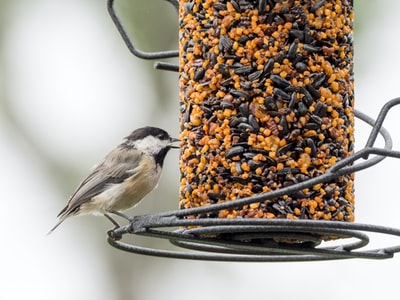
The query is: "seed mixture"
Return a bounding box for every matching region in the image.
[179,0,355,223]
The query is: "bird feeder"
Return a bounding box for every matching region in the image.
[106,0,400,261]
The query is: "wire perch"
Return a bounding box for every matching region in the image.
[107,98,400,261]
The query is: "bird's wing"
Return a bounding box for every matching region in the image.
[57,148,142,218]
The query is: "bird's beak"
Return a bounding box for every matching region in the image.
[169,137,180,149]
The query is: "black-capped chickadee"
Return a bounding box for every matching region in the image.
[48,126,179,234]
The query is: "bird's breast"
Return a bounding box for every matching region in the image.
[81,156,162,214]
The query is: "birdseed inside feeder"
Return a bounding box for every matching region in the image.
[178,0,355,233]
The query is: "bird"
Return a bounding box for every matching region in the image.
[48,126,179,234]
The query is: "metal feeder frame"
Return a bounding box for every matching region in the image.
[106,0,400,261]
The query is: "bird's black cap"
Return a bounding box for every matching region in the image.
[125,126,171,141]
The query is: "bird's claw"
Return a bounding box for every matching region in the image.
[107,227,123,241]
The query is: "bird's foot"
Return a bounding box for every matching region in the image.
[107,227,123,241]
[104,213,123,240]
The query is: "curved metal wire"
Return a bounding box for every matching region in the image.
[107,98,400,261]
[107,0,179,71]
[108,219,400,261]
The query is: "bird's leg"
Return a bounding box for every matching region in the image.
[104,213,124,241]
[104,213,121,228]
[105,211,133,240]
[109,210,133,221]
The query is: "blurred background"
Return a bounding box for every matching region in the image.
[1,0,399,299]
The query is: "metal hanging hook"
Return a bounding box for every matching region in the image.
[107,0,179,71]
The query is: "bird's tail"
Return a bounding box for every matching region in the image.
[46,215,69,235]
